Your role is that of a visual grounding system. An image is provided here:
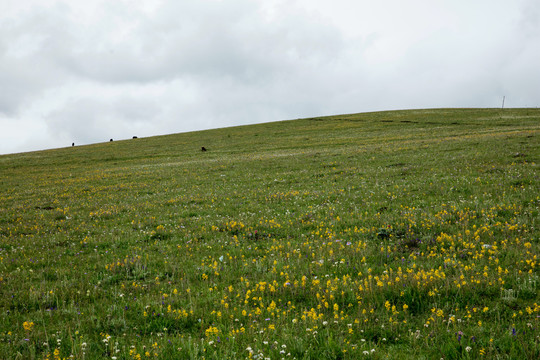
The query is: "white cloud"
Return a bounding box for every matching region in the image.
[0,0,538,154]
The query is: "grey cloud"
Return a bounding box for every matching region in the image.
[0,5,74,114]
[59,0,345,84]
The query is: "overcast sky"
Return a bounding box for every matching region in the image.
[1,0,539,154]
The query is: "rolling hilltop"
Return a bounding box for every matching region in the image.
[0,108,539,359]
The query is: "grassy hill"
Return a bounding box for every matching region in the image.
[0,108,538,359]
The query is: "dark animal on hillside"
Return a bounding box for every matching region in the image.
[110,139,113,142]
[133,136,138,139]
[201,147,207,152]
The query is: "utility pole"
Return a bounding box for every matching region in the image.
[501,96,505,109]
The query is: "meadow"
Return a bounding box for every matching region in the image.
[0,108,538,359]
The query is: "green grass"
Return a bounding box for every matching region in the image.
[0,108,539,359]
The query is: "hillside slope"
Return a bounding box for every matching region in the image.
[0,108,539,359]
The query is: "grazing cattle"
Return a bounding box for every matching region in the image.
[201,146,207,152]
[133,136,138,139]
